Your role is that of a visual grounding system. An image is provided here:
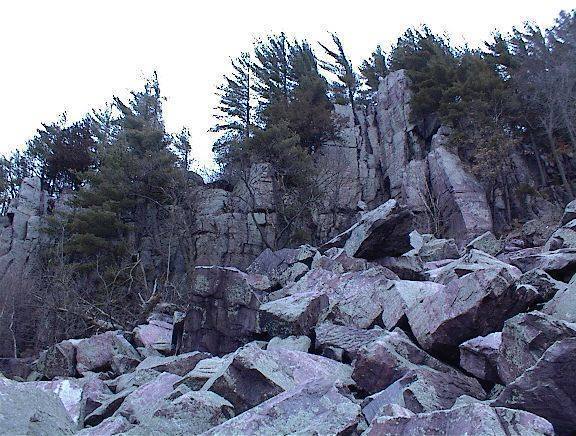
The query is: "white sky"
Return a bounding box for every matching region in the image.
[1,0,574,169]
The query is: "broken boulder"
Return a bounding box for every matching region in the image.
[459,332,502,383]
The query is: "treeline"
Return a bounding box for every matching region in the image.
[213,10,576,224]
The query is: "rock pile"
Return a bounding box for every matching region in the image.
[2,198,576,435]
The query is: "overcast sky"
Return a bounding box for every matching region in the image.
[1,0,574,168]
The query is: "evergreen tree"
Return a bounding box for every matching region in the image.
[319,33,360,124]
[360,45,389,92]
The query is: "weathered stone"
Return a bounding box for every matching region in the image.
[361,368,485,415]
[427,145,493,245]
[134,351,211,376]
[380,280,444,330]
[409,266,535,357]
[543,280,576,322]
[267,336,311,352]
[495,338,576,435]
[364,403,554,435]
[77,416,132,436]
[322,199,414,259]
[181,266,268,355]
[508,248,576,281]
[466,231,504,256]
[203,380,361,436]
[314,322,387,361]
[203,343,353,413]
[133,323,172,350]
[258,291,328,336]
[0,377,75,434]
[79,377,113,424]
[376,255,425,280]
[497,311,576,384]
[362,402,415,424]
[34,339,78,379]
[112,368,162,393]
[407,233,460,262]
[126,391,234,435]
[75,331,140,374]
[32,378,85,424]
[459,332,502,383]
[515,268,566,303]
[351,330,465,395]
[115,372,182,424]
[84,387,136,427]
[176,356,226,391]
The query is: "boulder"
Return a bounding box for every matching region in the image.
[133,323,172,351]
[115,372,182,424]
[361,368,485,415]
[322,199,415,258]
[77,416,132,436]
[0,377,75,435]
[466,231,504,256]
[311,248,391,274]
[258,291,328,337]
[362,402,415,424]
[364,403,554,435]
[407,233,460,262]
[561,200,576,225]
[375,255,425,280]
[181,266,269,355]
[408,266,536,357]
[84,387,136,427]
[380,280,444,330]
[351,330,467,395]
[495,338,576,435]
[267,336,311,352]
[508,248,576,281]
[314,322,387,361]
[543,280,576,322]
[203,343,353,413]
[176,356,226,391]
[497,311,576,384]
[546,219,576,250]
[75,331,140,374]
[32,378,85,424]
[79,377,113,423]
[133,351,211,376]
[515,268,566,303]
[34,339,78,379]
[459,332,502,383]
[126,390,234,435]
[203,380,361,436]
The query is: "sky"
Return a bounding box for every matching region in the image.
[1,0,574,169]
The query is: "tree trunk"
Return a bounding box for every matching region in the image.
[547,130,574,199]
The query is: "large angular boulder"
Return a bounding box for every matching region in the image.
[32,378,85,424]
[181,266,269,355]
[364,403,554,435]
[262,266,394,333]
[258,291,328,337]
[133,321,172,351]
[351,330,467,395]
[361,368,485,415]
[497,311,576,385]
[405,231,460,262]
[34,339,78,379]
[459,332,501,383]
[508,248,576,280]
[126,390,234,435]
[77,416,132,436]
[115,372,182,424]
[75,331,140,374]
[203,380,361,435]
[134,351,210,377]
[314,322,387,361]
[546,219,576,250]
[322,199,414,258]
[84,387,136,427]
[543,280,576,322]
[176,356,226,391]
[515,268,566,303]
[79,377,112,424]
[375,255,425,281]
[408,266,536,357]
[0,377,75,434]
[494,338,576,435]
[466,231,504,256]
[267,335,311,352]
[380,280,444,330]
[203,343,353,413]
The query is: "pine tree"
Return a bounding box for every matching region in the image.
[360,45,389,92]
[319,33,360,124]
